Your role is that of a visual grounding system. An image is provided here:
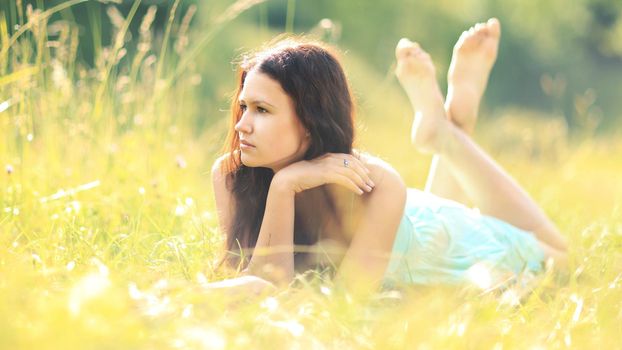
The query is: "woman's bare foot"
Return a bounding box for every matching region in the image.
[446,18,501,134]
[395,38,451,154]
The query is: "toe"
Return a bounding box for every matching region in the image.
[396,38,419,59]
[487,18,501,37]
[454,31,468,49]
[397,37,411,47]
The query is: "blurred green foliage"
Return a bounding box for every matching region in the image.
[3,0,621,133]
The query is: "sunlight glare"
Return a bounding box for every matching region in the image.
[0,99,11,113]
[260,297,279,312]
[68,272,111,316]
[269,319,305,337]
[466,262,492,289]
[175,327,226,350]
[500,288,521,307]
[175,204,187,216]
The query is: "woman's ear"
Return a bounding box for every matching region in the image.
[301,130,312,153]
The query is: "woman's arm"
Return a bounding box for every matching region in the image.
[243,177,297,286]
[211,155,279,294]
[335,160,407,297]
[211,154,234,241]
[245,153,375,286]
[212,153,296,284]
[212,152,374,289]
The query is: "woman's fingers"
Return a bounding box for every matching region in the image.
[334,173,366,195]
[328,153,375,193]
[339,166,372,193]
[335,154,374,185]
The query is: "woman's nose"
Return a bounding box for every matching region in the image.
[234,113,252,134]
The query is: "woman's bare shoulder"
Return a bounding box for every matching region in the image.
[352,150,407,223]
[211,151,239,177]
[354,150,405,189]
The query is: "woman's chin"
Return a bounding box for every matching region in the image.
[240,155,260,168]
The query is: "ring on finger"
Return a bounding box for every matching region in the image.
[343,159,349,168]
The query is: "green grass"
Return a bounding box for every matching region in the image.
[1,2,621,349]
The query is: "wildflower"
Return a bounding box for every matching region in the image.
[6,164,13,175]
[175,205,187,217]
[319,18,333,30]
[182,304,193,318]
[32,253,43,265]
[176,155,187,169]
[185,197,194,206]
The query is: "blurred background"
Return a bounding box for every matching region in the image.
[2,0,620,135]
[1,0,620,207]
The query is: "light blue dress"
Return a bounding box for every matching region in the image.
[382,188,545,288]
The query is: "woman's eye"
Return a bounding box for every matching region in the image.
[257,107,268,113]
[239,104,247,111]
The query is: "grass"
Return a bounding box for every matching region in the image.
[1,1,621,349]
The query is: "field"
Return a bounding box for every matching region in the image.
[1,1,621,348]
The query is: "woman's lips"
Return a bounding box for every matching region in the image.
[240,140,255,148]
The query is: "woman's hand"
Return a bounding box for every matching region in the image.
[201,275,277,296]
[273,153,375,195]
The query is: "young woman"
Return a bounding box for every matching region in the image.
[209,18,568,296]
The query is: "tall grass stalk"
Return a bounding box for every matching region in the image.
[0,0,87,60]
[92,0,141,128]
[154,0,180,85]
[285,0,296,32]
[156,0,266,101]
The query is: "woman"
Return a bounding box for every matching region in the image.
[209,18,568,296]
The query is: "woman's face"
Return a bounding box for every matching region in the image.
[235,70,310,172]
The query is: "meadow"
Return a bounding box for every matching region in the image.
[1,1,621,348]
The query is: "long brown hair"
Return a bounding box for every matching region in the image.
[216,37,356,273]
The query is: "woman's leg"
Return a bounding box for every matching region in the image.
[394,36,568,255]
[425,19,501,206]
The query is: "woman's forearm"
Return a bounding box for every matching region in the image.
[245,177,296,285]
